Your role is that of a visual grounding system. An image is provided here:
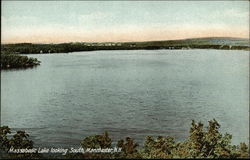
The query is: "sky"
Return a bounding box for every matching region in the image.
[1,1,249,43]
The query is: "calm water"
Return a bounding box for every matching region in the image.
[1,49,249,147]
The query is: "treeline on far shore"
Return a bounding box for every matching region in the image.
[1,37,250,54]
[0,119,249,159]
[1,37,249,69]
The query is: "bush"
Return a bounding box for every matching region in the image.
[81,131,112,149]
[140,119,249,158]
[1,119,249,159]
[116,137,141,158]
[0,126,41,159]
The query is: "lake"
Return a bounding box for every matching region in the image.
[1,49,249,147]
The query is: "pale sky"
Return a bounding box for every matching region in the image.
[1,1,249,43]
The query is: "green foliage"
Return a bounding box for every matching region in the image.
[81,131,112,149]
[78,133,141,158]
[185,119,230,158]
[76,131,113,159]
[9,131,33,149]
[0,126,41,159]
[1,119,249,159]
[116,137,141,158]
[0,126,11,151]
[183,119,242,158]
[239,142,249,158]
[1,52,40,69]
[142,136,176,158]
[78,119,249,159]
[148,119,249,159]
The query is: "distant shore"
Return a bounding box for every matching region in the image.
[1,37,249,54]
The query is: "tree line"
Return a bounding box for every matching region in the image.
[2,40,249,55]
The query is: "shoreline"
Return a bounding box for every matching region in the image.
[2,37,250,54]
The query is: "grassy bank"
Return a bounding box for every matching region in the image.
[1,119,249,159]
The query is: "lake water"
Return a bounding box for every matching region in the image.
[1,49,249,147]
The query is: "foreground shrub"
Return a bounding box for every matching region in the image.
[0,126,41,159]
[81,131,112,149]
[140,119,249,159]
[116,137,141,158]
[142,136,176,158]
[1,119,249,159]
[76,131,113,159]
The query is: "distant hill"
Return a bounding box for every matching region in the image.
[132,37,250,48]
[182,37,250,47]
